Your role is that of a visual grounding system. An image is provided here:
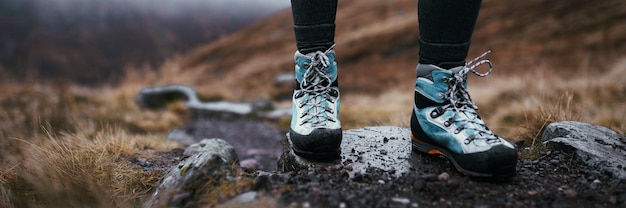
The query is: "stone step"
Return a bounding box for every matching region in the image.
[278,126,413,178]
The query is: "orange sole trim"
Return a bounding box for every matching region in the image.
[410,134,472,177]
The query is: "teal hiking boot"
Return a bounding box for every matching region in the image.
[288,47,342,161]
[411,51,518,179]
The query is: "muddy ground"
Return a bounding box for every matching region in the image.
[139,118,626,207]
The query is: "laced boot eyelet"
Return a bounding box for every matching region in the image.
[442,77,449,83]
[430,107,445,118]
[437,93,444,99]
[430,110,438,118]
[329,88,339,97]
[295,91,304,98]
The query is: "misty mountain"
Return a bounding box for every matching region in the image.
[0,0,289,84]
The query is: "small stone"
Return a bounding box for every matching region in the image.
[391,197,410,204]
[226,191,257,204]
[240,159,259,172]
[559,185,578,197]
[527,190,538,195]
[563,189,578,197]
[590,179,601,189]
[438,172,450,181]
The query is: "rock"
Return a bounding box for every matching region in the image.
[215,191,278,208]
[166,128,196,146]
[541,121,626,179]
[240,159,259,172]
[590,179,601,189]
[136,84,254,116]
[278,126,412,177]
[183,138,238,163]
[259,107,292,120]
[438,172,450,181]
[180,119,284,170]
[391,197,411,205]
[136,84,292,120]
[223,191,258,204]
[144,138,238,208]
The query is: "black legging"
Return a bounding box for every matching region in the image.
[290,0,482,69]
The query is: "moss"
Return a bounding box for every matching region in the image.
[180,164,193,176]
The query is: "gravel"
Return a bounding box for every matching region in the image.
[252,147,626,207]
[132,118,626,207]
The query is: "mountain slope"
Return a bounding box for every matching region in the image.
[177,0,626,100]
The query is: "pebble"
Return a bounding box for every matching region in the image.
[438,172,450,181]
[590,179,601,189]
[240,159,259,171]
[391,197,410,204]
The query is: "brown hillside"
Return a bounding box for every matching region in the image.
[175,0,626,101]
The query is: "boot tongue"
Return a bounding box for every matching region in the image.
[449,65,466,74]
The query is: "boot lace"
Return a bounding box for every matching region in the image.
[298,46,337,127]
[441,50,500,144]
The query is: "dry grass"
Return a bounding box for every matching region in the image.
[0,80,182,207]
[341,57,626,143]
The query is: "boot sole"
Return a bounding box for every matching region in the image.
[411,134,516,180]
[288,130,342,161]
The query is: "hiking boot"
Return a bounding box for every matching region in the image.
[288,47,342,160]
[411,51,518,179]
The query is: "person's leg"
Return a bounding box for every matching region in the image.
[288,0,342,161]
[291,0,337,54]
[418,0,482,69]
[411,0,518,179]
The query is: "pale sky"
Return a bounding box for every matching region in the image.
[34,0,290,18]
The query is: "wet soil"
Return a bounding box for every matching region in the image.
[133,119,626,207]
[262,147,626,207]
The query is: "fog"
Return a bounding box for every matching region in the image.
[33,0,289,20]
[0,0,291,84]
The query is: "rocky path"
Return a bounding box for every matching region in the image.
[136,119,625,208]
[134,85,626,207]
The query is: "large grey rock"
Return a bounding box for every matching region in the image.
[167,119,284,171]
[144,138,238,208]
[278,126,412,177]
[135,84,291,120]
[136,84,254,116]
[541,121,626,179]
